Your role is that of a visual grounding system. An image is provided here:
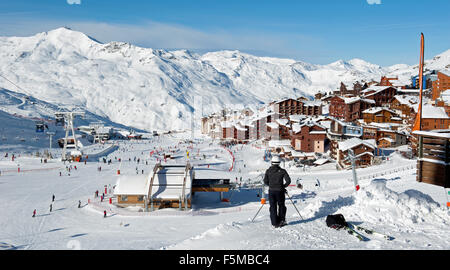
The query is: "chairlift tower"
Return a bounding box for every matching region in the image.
[46,132,55,151]
[345,149,360,191]
[57,111,85,161]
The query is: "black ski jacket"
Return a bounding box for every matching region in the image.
[263,165,291,191]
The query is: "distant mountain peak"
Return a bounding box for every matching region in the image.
[0,27,448,132]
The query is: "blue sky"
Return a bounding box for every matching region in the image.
[0,0,449,66]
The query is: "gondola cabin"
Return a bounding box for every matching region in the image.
[55,114,65,126]
[35,122,45,133]
[58,138,76,148]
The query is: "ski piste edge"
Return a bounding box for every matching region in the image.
[348,223,394,241]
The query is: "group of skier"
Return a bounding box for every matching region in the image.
[32,194,84,218]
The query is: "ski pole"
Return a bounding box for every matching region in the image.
[251,198,266,222]
[251,203,264,222]
[285,190,304,220]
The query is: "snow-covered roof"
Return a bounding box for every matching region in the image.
[282,145,294,153]
[70,150,82,156]
[362,86,393,93]
[97,126,112,134]
[379,137,394,143]
[291,120,326,134]
[313,158,330,165]
[268,140,292,147]
[362,107,396,114]
[234,124,247,131]
[289,115,307,122]
[361,98,376,104]
[394,95,419,106]
[266,122,279,129]
[338,138,376,152]
[412,130,450,139]
[421,105,449,119]
[354,152,374,158]
[362,86,395,97]
[343,97,361,104]
[276,118,289,126]
[310,130,327,135]
[319,120,332,130]
[439,69,450,77]
[366,122,403,129]
[291,151,316,158]
[114,174,149,195]
[440,89,450,104]
[397,89,420,94]
[292,123,301,133]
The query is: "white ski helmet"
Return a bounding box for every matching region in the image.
[271,155,281,165]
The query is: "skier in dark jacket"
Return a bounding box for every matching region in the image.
[263,155,291,228]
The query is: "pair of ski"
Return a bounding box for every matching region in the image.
[343,223,394,241]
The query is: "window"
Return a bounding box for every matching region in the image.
[137,196,144,202]
[121,195,128,202]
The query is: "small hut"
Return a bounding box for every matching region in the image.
[114,174,149,207]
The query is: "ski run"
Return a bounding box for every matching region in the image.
[0,130,449,250]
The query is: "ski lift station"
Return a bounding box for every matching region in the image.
[113,162,232,211]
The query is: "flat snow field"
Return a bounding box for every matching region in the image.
[0,133,449,250]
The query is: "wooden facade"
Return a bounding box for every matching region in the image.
[431,71,450,100]
[290,124,327,153]
[337,142,375,169]
[390,96,417,119]
[338,81,367,96]
[329,96,361,122]
[274,98,322,117]
[362,108,402,124]
[414,131,450,188]
[364,86,397,107]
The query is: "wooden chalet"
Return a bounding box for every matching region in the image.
[290,122,327,153]
[274,98,322,117]
[336,138,376,169]
[431,70,450,101]
[362,107,402,124]
[413,104,450,131]
[329,96,374,122]
[362,86,398,107]
[390,95,419,119]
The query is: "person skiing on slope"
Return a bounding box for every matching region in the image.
[263,155,291,228]
[32,209,36,218]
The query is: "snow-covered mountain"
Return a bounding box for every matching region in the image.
[0,27,449,132]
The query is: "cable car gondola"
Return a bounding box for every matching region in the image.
[36,122,45,133]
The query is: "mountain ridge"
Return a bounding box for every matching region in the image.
[0,27,449,132]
